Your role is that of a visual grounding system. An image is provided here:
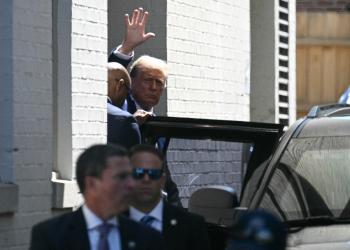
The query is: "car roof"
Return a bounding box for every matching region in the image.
[307,103,350,118]
[296,104,350,138]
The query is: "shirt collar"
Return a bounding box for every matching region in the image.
[130,95,153,113]
[129,199,163,222]
[107,96,112,105]
[82,204,119,230]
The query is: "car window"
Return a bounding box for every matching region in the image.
[166,138,253,208]
[258,136,350,221]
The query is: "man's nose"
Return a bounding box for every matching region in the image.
[142,172,151,182]
[126,176,135,189]
[149,80,156,90]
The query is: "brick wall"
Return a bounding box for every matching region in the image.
[70,0,108,177]
[167,0,250,121]
[0,0,109,249]
[297,0,350,12]
[0,1,53,249]
[54,0,108,180]
[167,139,251,207]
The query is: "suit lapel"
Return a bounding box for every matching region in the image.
[67,208,91,250]
[162,202,179,246]
[119,214,140,250]
[126,96,137,114]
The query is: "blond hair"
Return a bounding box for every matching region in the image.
[130,55,170,79]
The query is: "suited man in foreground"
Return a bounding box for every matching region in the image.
[30,144,165,250]
[107,62,151,149]
[128,145,211,250]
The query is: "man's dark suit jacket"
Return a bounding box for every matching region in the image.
[108,49,182,207]
[107,101,141,149]
[30,207,165,250]
[131,201,211,250]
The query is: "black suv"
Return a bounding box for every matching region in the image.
[141,103,350,250]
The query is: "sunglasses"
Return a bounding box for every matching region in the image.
[132,168,164,180]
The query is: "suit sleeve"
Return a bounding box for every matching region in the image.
[164,160,183,208]
[29,225,52,250]
[108,47,133,69]
[118,115,141,149]
[158,137,183,208]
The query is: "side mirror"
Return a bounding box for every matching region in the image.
[188,185,238,227]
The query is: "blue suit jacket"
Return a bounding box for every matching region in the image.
[107,100,141,149]
[30,207,165,250]
[108,47,132,68]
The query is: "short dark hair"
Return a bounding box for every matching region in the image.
[76,144,128,193]
[129,144,165,170]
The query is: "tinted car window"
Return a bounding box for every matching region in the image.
[258,136,350,221]
[166,138,253,207]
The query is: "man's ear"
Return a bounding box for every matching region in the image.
[85,176,98,193]
[115,79,124,91]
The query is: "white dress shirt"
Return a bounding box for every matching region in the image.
[82,204,121,250]
[113,45,134,60]
[122,94,154,113]
[129,200,164,232]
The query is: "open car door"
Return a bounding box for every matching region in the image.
[140,116,284,210]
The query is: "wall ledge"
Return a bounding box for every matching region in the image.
[0,183,19,214]
[51,177,83,209]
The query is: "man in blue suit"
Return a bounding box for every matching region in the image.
[30,144,165,250]
[107,62,151,149]
[108,8,182,207]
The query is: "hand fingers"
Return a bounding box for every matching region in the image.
[141,11,148,25]
[124,14,130,25]
[131,9,138,24]
[136,7,143,23]
[144,33,156,39]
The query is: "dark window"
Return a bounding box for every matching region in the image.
[280,36,289,45]
[279,12,288,21]
[279,59,288,67]
[258,136,350,221]
[279,118,289,126]
[279,23,289,33]
[279,0,288,9]
[279,48,288,56]
[279,71,289,79]
[279,107,289,115]
[279,95,288,103]
[279,83,288,91]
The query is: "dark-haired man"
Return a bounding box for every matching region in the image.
[30,144,164,250]
[128,145,211,250]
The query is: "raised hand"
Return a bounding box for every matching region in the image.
[119,8,155,56]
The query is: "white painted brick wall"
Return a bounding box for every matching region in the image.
[0,0,109,249]
[167,139,250,207]
[167,0,250,121]
[0,1,53,249]
[71,0,108,175]
[165,0,250,205]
